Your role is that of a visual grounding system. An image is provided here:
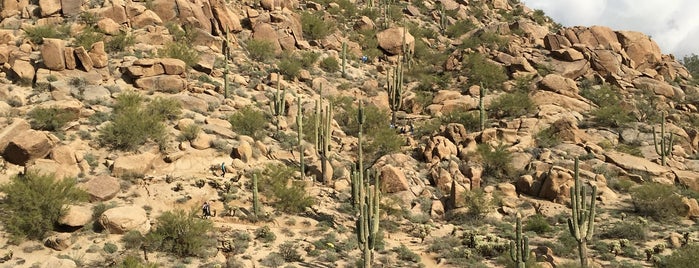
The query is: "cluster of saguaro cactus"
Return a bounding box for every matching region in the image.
[222,30,231,99]
[509,213,529,268]
[341,42,347,78]
[479,83,487,131]
[653,111,674,166]
[296,95,305,180]
[352,101,367,210]
[387,60,403,127]
[252,173,260,219]
[568,157,597,268]
[271,76,286,136]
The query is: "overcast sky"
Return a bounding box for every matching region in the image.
[520,0,699,59]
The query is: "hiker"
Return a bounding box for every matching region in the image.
[202,201,211,219]
[220,162,226,177]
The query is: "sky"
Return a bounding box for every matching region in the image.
[520,0,699,59]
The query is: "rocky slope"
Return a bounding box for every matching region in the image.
[0,0,698,267]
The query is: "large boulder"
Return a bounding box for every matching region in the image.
[41,38,66,71]
[539,74,580,99]
[376,27,414,55]
[99,206,150,234]
[0,118,30,152]
[537,166,573,203]
[58,205,92,227]
[159,58,186,75]
[605,151,671,178]
[39,0,62,17]
[26,158,80,180]
[2,130,56,166]
[11,59,35,82]
[81,176,121,201]
[252,23,282,54]
[231,141,252,162]
[211,0,243,33]
[617,31,662,70]
[379,164,410,193]
[135,75,187,92]
[422,136,457,163]
[40,256,76,268]
[44,233,73,251]
[88,41,108,68]
[111,152,158,177]
[61,0,82,17]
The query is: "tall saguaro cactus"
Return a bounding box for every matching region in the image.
[653,111,674,166]
[296,95,305,180]
[318,101,333,185]
[252,173,260,219]
[222,30,231,99]
[568,157,597,268]
[387,60,403,128]
[356,168,380,268]
[271,77,286,136]
[509,213,529,268]
[479,85,486,131]
[341,41,347,78]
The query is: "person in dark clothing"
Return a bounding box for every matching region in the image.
[202,201,211,218]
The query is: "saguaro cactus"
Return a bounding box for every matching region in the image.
[568,157,597,268]
[271,77,286,136]
[387,60,403,128]
[356,168,380,268]
[341,41,347,78]
[296,95,304,180]
[222,30,231,99]
[652,111,674,166]
[479,85,486,131]
[318,100,333,185]
[252,173,260,219]
[509,213,529,268]
[439,3,447,34]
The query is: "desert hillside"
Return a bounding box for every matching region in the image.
[1,0,699,267]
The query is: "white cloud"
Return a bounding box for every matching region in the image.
[521,0,699,58]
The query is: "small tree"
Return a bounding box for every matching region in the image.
[148,208,215,257]
[0,172,87,242]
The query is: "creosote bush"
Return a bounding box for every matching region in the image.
[228,105,268,140]
[476,143,514,181]
[300,11,335,40]
[159,41,200,68]
[245,39,276,62]
[0,172,87,243]
[28,107,78,131]
[255,164,315,213]
[177,124,201,142]
[74,27,104,50]
[148,208,215,257]
[23,25,70,44]
[488,91,535,119]
[463,53,508,90]
[630,183,687,221]
[106,31,136,53]
[320,56,340,73]
[99,93,181,151]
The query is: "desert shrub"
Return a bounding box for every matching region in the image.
[334,102,401,164]
[320,57,340,73]
[177,124,201,142]
[278,54,302,79]
[630,183,687,221]
[0,172,87,242]
[28,107,78,131]
[99,93,179,151]
[148,208,215,257]
[301,11,335,40]
[476,143,514,180]
[103,242,118,254]
[460,31,508,51]
[592,106,634,127]
[464,189,496,218]
[524,214,552,234]
[256,164,315,213]
[655,244,699,268]
[488,91,535,119]
[278,241,303,262]
[600,222,647,241]
[159,41,199,68]
[463,53,508,90]
[445,20,476,38]
[74,27,105,49]
[254,226,277,244]
[260,253,285,267]
[245,39,275,62]
[228,105,268,140]
[581,84,633,127]
[682,54,699,84]
[394,244,421,263]
[535,126,562,148]
[440,107,481,132]
[23,25,70,44]
[116,255,158,268]
[299,51,319,69]
[228,231,251,255]
[106,31,135,53]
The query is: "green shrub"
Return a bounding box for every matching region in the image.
[394,244,421,263]
[477,143,514,180]
[256,164,315,213]
[535,126,562,148]
[23,25,69,44]
[0,172,87,242]
[103,242,118,254]
[28,107,78,131]
[228,105,268,140]
[464,189,496,218]
[99,93,179,151]
[148,208,215,257]
[630,183,687,221]
[592,106,634,127]
[278,241,303,262]
[106,31,135,53]
[178,124,201,142]
[116,255,159,268]
[299,51,319,69]
[656,244,699,268]
[159,41,199,68]
[460,32,508,51]
[301,11,335,40]
[488,91,535,119]
[320,57,340,73]
[524,214,552,234]
[463,53,508,90]
[73,27,105,49]
[278,54,302,79]
[600,222,647,241]
[245,39,275,62]
[581,84,634,127]
[254,225,277,244]
[446,20,476,38]
[440,108,480,132]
